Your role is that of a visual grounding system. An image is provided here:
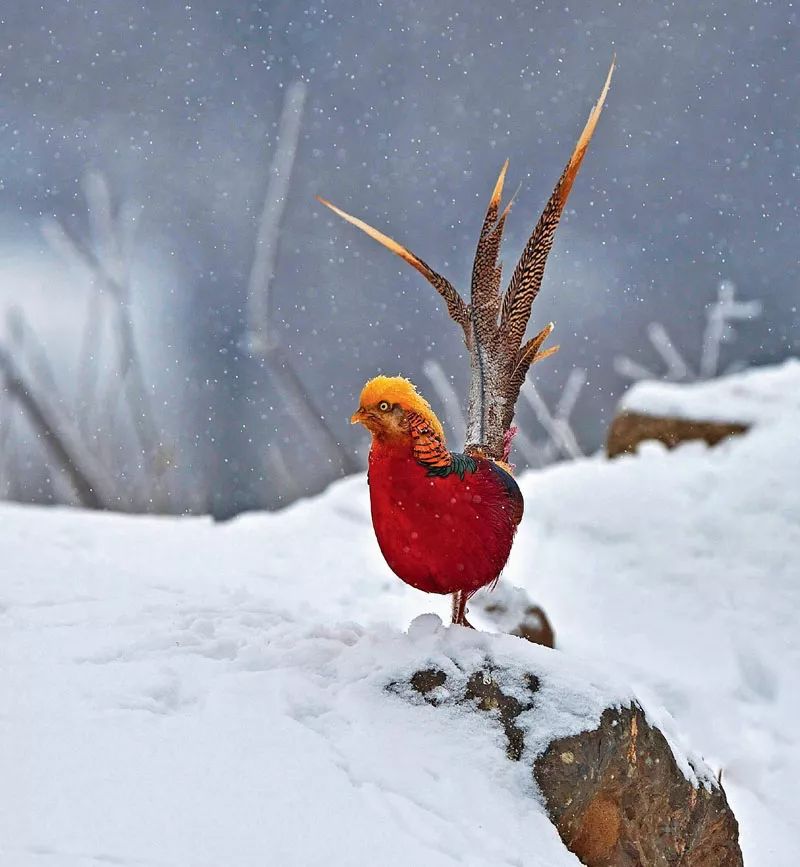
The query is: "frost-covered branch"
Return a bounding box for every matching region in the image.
[647,322,694,381]
[616,280,762,384]
[513,427,548,468]
[238,81,356,479]
[699,280,763,379]
[613,356,654,381]
[423,359,467,441]
[265,342,358,476]
[520,378,585,461]
[244,80,307,355]
[42,189,160,464]
[555,367,586,422]
[5,308,61,396]
[0,385,14,497]
[0,343,118,509]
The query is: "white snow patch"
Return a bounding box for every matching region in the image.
[619,357,800,425]
[2,360,800,865]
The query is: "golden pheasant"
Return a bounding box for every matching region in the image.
[352,375,523,626]
[321,62,614,625]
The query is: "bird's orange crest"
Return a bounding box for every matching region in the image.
[357,375,446,442]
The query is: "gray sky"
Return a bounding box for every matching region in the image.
[0,0,797,512]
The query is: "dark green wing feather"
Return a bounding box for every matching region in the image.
[424,451,478,480]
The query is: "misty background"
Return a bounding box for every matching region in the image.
[0,0,796,517]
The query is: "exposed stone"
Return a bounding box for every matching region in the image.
[537,703,743,867]
[510,604,556,648]
[409,667,447,696]
[463,669,539,761]
[401,663,743,867]
[472,583,556,648]
[607,410,747,458]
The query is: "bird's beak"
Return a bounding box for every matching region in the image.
[351,407,367,425]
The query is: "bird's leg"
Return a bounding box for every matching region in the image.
[450,590,475,629]
[450,591,460,623]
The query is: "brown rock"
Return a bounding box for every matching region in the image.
[399,663,743,867]
[472,584,556,648]
[607,411,747,458]
[537,703,743,867]
[510,604,556,648]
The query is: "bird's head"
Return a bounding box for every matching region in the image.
[351,375,446,444]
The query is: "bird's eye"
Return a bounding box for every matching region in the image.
[378,401,391,412]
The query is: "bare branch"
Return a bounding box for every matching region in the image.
[647,322,693,380]
[614,355,655,381]
[42,203,161,465]
[0,344,118,509]
[245,81,307,355]
[555,367,586,420]
[422,359,467,441]
[5,307,61,396]
[520,380,584,460]
[265,343,358,476]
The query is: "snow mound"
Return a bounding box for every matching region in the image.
[1,529,617,867]
[619,357,800,424]
[3,360,799,865]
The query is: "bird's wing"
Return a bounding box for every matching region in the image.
[485,460,525,525]
[407,412,478,480]
[407,411,452,470]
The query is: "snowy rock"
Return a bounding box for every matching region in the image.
[538,704,742,867]
[607,360,799,457]
[607,412,747,458]
[472,582,556,648]
[403,655,743,866]
[617,360,800,425]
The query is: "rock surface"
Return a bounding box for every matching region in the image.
[402,661,743,867]
[607,410,747,458]
[472,582,556,648]
[538,703,743,867]
[604,363,800,458]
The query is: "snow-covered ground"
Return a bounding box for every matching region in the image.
[620,356,800,424]
[3,361,799,866]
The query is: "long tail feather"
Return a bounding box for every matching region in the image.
[516,322,556,372]
[500,323,557,430]
[316,196,470,337]
[500,58,614,351]
[317,59,613,462]
[487,160,508,225]
[470,161,510,344]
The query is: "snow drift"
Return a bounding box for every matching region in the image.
[2,361,798,865]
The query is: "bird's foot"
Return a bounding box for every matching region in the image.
[450,591,476,629]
